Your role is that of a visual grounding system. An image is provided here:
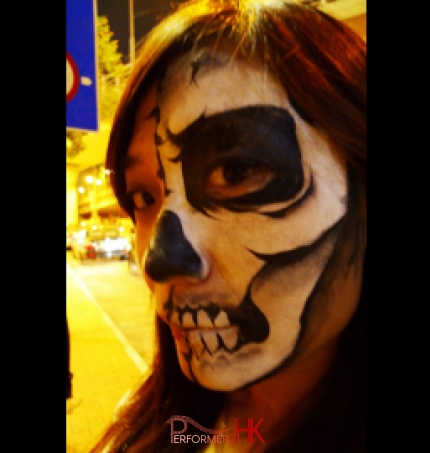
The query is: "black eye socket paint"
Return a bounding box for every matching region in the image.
[165,106,306,214]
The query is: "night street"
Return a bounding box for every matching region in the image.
[66,251,155,366]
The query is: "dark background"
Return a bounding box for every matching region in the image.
[97,0,186,62]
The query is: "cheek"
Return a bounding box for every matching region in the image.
[133,189,164,287]
[135,222,155,285]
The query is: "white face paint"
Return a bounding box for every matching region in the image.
[126,49,354,391]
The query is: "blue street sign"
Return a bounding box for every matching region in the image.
[66,0,99,132]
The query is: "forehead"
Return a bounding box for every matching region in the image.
[158,48,291,134]
[126,80,160,172]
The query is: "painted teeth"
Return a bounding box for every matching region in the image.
[221,330,237,350]
[181,311,194,327]
[197,310,212,327]
[188,326,239,356]
[177,306,230,329]
[202,331,218,354]
[213,311,229,327]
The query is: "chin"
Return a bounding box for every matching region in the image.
[180,351,280,392]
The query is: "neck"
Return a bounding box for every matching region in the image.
[216,337,340,450]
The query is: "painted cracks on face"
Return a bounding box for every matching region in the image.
[145,49,350,387]
[190,51,225,85]
[153,106,172,198]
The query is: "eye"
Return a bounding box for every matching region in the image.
[128,190,156,210]
[205,159,274,199]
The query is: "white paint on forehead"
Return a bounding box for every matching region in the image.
[158,48,290,135]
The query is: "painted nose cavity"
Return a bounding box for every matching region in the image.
[144,210,203,282]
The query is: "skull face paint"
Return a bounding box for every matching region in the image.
[126,49,353,391]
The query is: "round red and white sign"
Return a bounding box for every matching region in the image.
[66,52,80,103]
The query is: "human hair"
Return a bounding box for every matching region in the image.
[90,1,366,452]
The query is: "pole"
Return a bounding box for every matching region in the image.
[129,0,135,67]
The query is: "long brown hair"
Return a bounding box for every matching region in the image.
[91,1,366,451]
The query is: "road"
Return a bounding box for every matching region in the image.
[66,251,155,367]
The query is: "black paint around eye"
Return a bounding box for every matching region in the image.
[166,106,304,214]
[221,161,255,185]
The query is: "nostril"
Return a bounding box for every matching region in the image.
[144,210,203,282]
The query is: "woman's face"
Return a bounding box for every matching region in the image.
[125,49,364,391]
